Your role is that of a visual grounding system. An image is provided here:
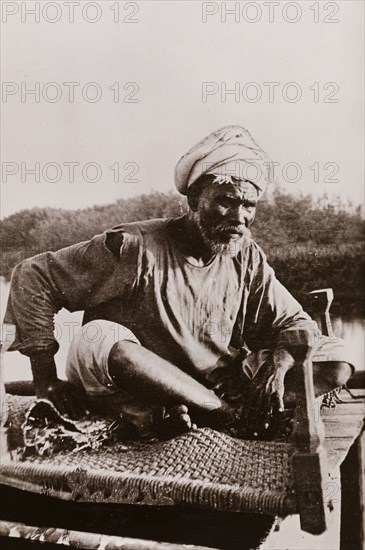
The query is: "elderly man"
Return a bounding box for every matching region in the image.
[3,126,352,437]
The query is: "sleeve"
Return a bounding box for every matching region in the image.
[2,228,137,356]
[243,243,351,364]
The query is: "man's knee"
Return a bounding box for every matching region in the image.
[314,361,353,388]
[108,340,140,382]
[109,339,126,364]
[66,320,140,394]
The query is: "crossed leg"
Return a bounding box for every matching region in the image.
[66,320,353,438]
[283,361,353,407]
[66,320,236,438]
[108,340,235,436]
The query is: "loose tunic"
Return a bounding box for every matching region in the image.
[3,218,348,383]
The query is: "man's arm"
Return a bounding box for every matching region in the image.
[244,243,353,408]
[244,243,318,350]
[3,229,131,416]
[29,349,90,418]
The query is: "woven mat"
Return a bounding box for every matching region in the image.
[1,395,297,517]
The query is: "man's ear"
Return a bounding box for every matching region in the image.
[187,186,200,212]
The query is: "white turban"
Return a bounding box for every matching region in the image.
[175,125,273,198]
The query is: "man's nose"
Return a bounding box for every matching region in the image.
[230,205,247,225]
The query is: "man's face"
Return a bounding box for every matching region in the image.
[195,179,258,254]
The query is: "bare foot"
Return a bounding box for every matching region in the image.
[155,404,197,439]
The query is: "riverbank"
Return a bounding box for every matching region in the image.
[1,190,364,315]
[265,242,364,316]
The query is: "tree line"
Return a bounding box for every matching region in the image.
[1,190,364,314]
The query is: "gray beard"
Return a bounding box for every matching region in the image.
[197,219,251,257]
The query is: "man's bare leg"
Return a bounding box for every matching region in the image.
[284,361,353,406]
[108,341,236,435]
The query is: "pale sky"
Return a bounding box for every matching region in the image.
[1,0,364,218]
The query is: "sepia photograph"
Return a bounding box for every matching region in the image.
[0,1,364,549]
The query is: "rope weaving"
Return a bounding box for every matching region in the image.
[1,395,297,517]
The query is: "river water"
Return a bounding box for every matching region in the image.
[1,278,364,382]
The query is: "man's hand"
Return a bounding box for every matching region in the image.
[35,379,90,419]
[265,347,295,413]
[30,350,89,419]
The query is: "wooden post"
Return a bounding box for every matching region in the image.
[307,288,365,544]
[307,288,334,337]
[340,432,365,550]
[280,328,328,535]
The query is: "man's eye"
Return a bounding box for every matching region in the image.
[219,198,234,208]
[217,198,256,209]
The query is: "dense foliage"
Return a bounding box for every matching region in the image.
[1,190,364,313]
